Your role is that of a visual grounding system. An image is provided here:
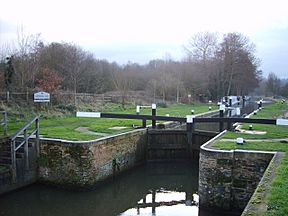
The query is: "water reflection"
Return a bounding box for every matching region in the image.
[121,190,199,216]
[0,161,217,216]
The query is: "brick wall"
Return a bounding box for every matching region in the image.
[199,133,274,214]
[38,129,147,188]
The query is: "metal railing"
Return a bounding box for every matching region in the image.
[10,115,40,182]
[0,111,7,135]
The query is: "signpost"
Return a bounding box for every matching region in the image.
[34,92,50,103]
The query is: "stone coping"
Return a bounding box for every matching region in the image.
[200,130,283,216]
[200,130,277,155]
[40,127,147,145]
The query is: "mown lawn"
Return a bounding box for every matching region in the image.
[213,101,288,216]
[1,103,217,141]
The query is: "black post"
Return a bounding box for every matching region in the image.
[142,119,146,128]
[229,97,232,107]
[237,96,240,106]
[186,115,194,159]
[227,110,232,131]
[152,104,156,129]
[219,105,225,132]
[152,190,156,214]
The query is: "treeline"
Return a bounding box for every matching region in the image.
[0,32,262,102]
[257,73,288,98]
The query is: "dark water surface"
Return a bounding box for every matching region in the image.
[0,161,218,216]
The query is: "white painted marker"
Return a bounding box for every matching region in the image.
[276,119,288,126]
[219,104,226,111]
[76,112,101,118]
[186,115,195,123]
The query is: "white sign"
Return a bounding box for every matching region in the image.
[34,91,50,102]
[76,112,101,118]
[276,119,288,126]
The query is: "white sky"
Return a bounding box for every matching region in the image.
[1,0,288,78]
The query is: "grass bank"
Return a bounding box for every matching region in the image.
[1,102,217,141]
[213,101,288,216]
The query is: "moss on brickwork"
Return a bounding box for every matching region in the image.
[38,130,147,188]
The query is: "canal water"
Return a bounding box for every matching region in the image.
[0,161,219,216]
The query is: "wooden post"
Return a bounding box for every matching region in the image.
[142,119,146,128]
[219,104,225,132]
[242,95,246,108]
[26,88,29,102]
[6,91,10,103]
[24,129,29,170]
[152,104,156,129]
[3,111,7,136]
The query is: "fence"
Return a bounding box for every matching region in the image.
[0,111,7,136]
[0,91,183,106]
[10,115,40,182]
[0,91,113,104]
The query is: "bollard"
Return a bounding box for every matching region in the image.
[152,103,157,129]
[257,101,261,109]
[236,137,244,145]
[191,109,194,115]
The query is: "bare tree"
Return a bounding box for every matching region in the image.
[266,72,281,96]
[110,64,132,108]
[216,32,260,96]
[14,28,42,89]
[184,32,218,65]
[183,32,219,99]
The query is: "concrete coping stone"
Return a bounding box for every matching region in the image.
[40,128,147,145]
[200,130,277,155]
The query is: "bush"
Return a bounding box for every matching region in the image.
[157,102,167,108]
[56,104,77,112]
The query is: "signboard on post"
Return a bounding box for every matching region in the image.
[34,92,50,103]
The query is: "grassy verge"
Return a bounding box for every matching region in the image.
[0,102,217,141]
[212,101,288,215]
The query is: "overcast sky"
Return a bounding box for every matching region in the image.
[1,0,288,78]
